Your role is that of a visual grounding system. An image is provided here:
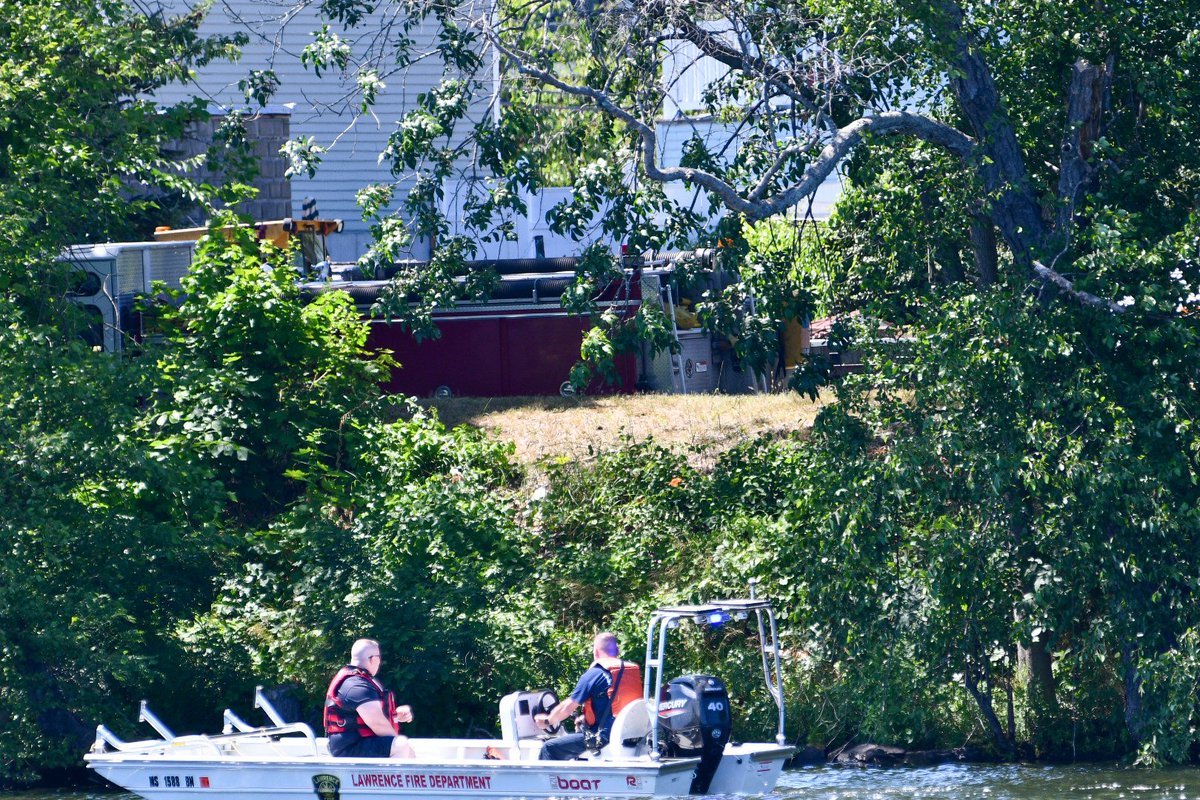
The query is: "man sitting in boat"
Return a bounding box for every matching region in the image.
[534,632,642,760]
[324,639,416,758]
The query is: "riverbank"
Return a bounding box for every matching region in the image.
[423,392,826,470]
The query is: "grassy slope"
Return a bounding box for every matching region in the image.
[424,392,827,471]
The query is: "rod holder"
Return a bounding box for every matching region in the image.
[138,701,176,741]
[254,686,288,727]
[223,708,254,734]
[92,724,128,753]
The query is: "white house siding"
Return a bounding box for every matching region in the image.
[147,0,497,261]
[661,20,740,117]
[439,182,637,260]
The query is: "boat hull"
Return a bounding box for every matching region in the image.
[709,744,793,794]
[86,738,791,799]
[90,758,696,799]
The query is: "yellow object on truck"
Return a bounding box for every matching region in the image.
[153,218,344,270]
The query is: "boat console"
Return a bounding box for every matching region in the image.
[498,689,559,741]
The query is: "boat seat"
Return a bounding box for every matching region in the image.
[599,699,650,760]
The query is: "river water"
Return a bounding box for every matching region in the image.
[7,764,1200,800]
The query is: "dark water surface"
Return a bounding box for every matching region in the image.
[7,764,1200,800]
[776,763,1200,799]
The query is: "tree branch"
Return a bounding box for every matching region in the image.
[755,112,975,218]
[1032,260,1128,314]
[936,0,1046,269]
[1056,58,1111,234]
[658,10,835,133]
[486,26,975,221]
[747,135,822,201]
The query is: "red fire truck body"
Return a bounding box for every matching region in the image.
[301,262,668,397]
[370,309,635,397]
[65,230,671,397]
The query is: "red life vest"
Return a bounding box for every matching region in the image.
[323,666,399,738]
[583,659,643,727]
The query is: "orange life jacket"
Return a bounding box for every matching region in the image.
[583,659,643,727]
[323,666,398,738]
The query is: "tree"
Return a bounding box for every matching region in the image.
[0,303,232,785]
[0,3,252,784]
[181,409,527,736]
[145,215,396,522]
[0,213,403,784]
[0,0,243,321]
[273,0,1189,301]
[272,0,1200,758]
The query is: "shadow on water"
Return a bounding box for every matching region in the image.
[7,765,1200,800]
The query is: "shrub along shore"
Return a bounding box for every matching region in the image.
[4,227,1200,787]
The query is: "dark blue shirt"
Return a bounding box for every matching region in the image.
[570,664,618,738]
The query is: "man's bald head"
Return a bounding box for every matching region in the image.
[350,639,381,669]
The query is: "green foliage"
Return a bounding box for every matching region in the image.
[743,217,838,320]
[184,410,525,734]
[7,0,1200,781]
[0,310,229,784]
[0,204,412,784]
[0,0,250,785]
[824,142,982,320]
[533,440,710,618]
[778,276,1200,759]
[0,0,242,316]
[145,215,395,520]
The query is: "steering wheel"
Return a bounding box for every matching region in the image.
[536,691,562,735]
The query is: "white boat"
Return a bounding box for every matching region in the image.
[86,595,794,799]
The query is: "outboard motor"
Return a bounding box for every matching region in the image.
[656,675,731,794]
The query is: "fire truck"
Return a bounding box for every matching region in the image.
[63,219,343,353]
[63,221,743,396]
[302,257,669,397]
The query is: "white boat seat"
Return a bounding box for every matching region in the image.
[599,699,650,760]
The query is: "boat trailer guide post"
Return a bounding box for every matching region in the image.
[86,595,794,799]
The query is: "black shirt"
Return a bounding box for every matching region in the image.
[328,674,386,755]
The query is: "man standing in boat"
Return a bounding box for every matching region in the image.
[324,639,416,758]
[534,631,642,760]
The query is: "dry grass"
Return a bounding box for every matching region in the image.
[424,392,829,471]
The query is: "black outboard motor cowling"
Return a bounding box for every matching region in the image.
[657,674,731,793]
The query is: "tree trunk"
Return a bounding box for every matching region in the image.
[936,1,1047,271]
[1006,646,1017,743]
[963,668,1015,756]
[969,213,998,286]
[961,635,1016,756]
[1055,60,1109,236]
[1121,641,1146,742]
[1018,635,1058,711]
